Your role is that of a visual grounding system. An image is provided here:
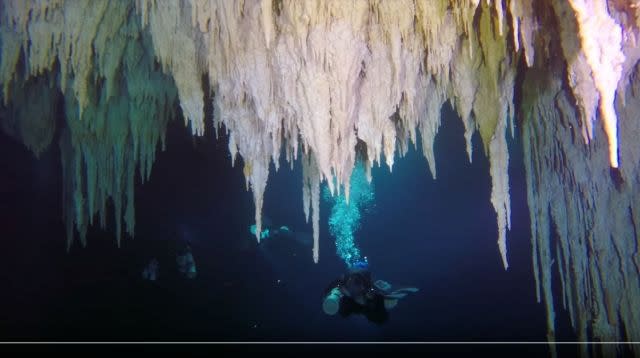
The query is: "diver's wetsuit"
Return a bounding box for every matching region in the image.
[324,269,389,324]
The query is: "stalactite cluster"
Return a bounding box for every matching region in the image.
[1,1,178,247]
[1,0,639,352]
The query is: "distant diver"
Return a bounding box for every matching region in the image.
[248,216,312,247]
[322,260,419,324]
[140,225,198,282]
[142,258,160,281]
[176,243,197,279]
[249,223,292,241]
[170,222,198,280]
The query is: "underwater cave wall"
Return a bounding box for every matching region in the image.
[523,60,640,357]
[521,2,640,354]
[0,1,179,248]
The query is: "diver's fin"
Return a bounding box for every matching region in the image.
[374,279,392,292]
[384,287,419,299]
[394,287,419,294]
[384,292,408,299]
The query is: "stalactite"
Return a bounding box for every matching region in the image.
[302,151,321,262]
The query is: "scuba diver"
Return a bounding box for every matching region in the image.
[141,225,198,282]
[249,221,298,243]
[142,258,160,281]
[248,216,313,247]
[247,219,311,269]
[322,260,419,324]
[171,222,198,279]
[176,243,197,279]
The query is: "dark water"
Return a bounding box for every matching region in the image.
[0,103,577,354]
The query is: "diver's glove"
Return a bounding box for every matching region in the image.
[373,280,419,310]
